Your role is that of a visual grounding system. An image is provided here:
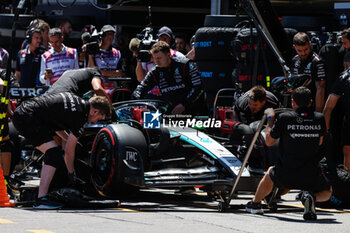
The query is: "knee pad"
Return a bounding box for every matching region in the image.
[233,122,243,131]
[0,139,12,153]
[44,147,64,168]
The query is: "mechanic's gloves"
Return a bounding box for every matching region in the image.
[264,108,275,120]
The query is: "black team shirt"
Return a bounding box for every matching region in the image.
[45,67,102,97]
[18,92,89,138]
[270,107,325,172]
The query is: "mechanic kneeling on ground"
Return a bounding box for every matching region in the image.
[12,93,112,209]
[132,41,205,115]
[233,86,281,149]
[245,87,332,220]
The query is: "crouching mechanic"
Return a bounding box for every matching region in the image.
[132,41,205,115]
[245,87,332,220]
[233,86,281,147]
[12,93,112,209]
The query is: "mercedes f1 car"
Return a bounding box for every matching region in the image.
[73,100,261,206]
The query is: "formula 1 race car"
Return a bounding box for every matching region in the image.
[73,99,261,206]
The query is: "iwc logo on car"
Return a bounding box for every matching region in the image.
[143,111,221,129]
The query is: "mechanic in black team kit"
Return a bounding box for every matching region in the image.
[233,86,281,145]
[246,87,332,220]
[132,41,205,115]
[324,68,350,173]
[12,93,112,209]
[45,67,109,100]
[291,32,326,112]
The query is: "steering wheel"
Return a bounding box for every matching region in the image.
[271,74,311,96]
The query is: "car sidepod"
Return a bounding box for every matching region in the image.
[169,127,260,192]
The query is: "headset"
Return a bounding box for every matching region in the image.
[25,27,41,44]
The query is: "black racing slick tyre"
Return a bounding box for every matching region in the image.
[90,124,148,197]
[194,27,240,61]
[90,126,122,197]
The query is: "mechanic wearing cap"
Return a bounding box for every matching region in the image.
[39,28,79,86]
[12,93,112,209]
[87,25,123,88]
[290,32,326,112]
[233,86,281,150]
[133,41,204,115]
[246,87,332,220]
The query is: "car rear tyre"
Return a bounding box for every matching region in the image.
[90,126,124,197]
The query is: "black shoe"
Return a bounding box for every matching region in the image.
[301,192,317,220]
[245,201,263,214]
[33,196,64,210]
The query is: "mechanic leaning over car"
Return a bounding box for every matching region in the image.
[45,67,110,102]
[12,93,112,209]
[246,87,332,220]
[232,85,281,146]
[290,32,326,113]
[132,41,206,115]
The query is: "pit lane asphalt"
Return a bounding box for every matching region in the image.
[0,188,350,233]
